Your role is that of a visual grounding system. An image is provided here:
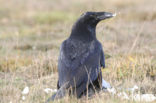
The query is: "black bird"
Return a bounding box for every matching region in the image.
[47,11,116,102]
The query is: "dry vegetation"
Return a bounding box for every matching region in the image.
[0,0,156,103]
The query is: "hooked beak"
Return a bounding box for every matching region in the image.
[97,12,116,20]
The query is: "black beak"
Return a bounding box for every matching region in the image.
[96,12,116,20]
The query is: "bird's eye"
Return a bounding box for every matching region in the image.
[90,15,96,18]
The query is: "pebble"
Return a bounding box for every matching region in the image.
[22,96,26,100]
[107,87,116,95]
[133,94,156,102]
[44,88,57,94]
[22,86,29,95]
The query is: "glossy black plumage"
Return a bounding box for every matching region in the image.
[46,11,115,102]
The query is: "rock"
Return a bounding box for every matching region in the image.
[133,94,156,102]
[127,85,139,93]
[102,79,111,89]
[44,88,57,94]
[22,96,26,100]
[107,87,116,95]
[141,94,156,102]
[22,86,29,95]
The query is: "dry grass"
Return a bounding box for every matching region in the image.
[0,0,156,103]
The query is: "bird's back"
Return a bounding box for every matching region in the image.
[58,38,102,96]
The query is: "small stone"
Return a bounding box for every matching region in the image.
[141,94,156,102]
[128,85,139,93]
[102,79,111,89]
[44,88,57,94]
[44,88,53,94]
[22,86,29,95]
[107,87,116,95]
[22,96,26,100]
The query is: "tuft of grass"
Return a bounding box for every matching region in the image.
[103,54,156,81]
[14,43,59,51]
[0,57,32,72]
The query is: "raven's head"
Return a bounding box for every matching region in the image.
[70,11,116,41]
[78,11,116,27]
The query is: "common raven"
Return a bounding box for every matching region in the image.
[47,11,116,102]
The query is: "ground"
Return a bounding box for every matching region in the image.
[0,0,156,103]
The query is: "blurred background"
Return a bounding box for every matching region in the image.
[0,0,156,103]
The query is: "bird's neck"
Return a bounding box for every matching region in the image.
[69,23,97,42]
